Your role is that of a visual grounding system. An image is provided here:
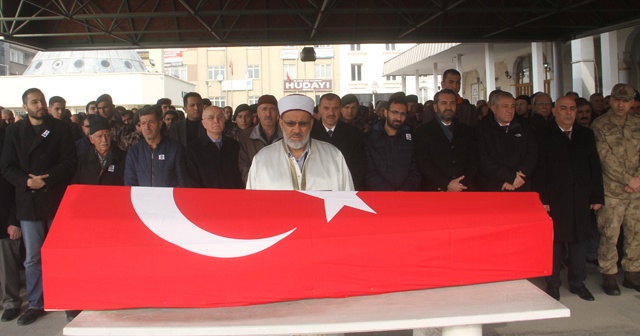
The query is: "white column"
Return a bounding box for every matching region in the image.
[415,69,420,96]
[432,62,439,97]
[484,43,495,94]
[601,31,619,94]
[531,42,545,94]
[571,36,596,97]
[401,75,407,93]
[552,41,563,100]
[456,54,464,97]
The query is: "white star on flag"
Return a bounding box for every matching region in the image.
[299,191,376,222]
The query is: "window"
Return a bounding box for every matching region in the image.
[385,44,396,51]
[208,66,225,80]
[211,97,226,107]
[350,44,361,51]
[164,66,187,80]
[247,65,260,79]
[351,64,362,81]
[315,64,332,79]
[283,64,296,80]
[10,49,25,64]
[385,75,397,81]
[248,96,260,105]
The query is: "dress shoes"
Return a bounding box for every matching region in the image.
[601,274,621,296]
[1,308,20,322]
[622,271,640,292]
[546,286,560,301]
[16,308,45,326]
[570,285,595,301]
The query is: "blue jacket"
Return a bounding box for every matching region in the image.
[124,136,185,187]
[364,121,421,191]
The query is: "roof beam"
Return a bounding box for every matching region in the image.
[397,0,466,38]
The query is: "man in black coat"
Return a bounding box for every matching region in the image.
[169,92,205,147]
[185,106,243,189]
[534,96,604,301]
[0,121,23,322]
[310,93,366,190]
[364,94,421,191]
[0,88,77,325]
[475,90,538,192]
[414,89,479,191]
[72,115,126,186]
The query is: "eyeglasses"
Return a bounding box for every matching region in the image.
[388,110,408,117]
[282,120,311,128]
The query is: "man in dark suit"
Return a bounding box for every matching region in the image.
[310,93,366,190]
[0,88,77,325]
[533,96,604,301]
[169,92,205,146]
[0,121,22,322]
[414,89,479,191]
[475,90,538,192]
[185,106,243,189]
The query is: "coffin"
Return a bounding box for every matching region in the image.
[42,185,552,310]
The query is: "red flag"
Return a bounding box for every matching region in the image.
[286,71,291,81]
[42,186,552,310]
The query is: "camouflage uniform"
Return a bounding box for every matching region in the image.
[591,111,640,275]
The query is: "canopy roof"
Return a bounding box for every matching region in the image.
[2,0,639,50]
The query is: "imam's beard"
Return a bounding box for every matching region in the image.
[285,131,310,150]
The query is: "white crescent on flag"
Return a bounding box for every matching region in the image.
[130,187,296,258]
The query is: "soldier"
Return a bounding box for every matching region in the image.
[591,83,640,295]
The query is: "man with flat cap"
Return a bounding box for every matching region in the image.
[246,94,353,191]
[340,94,367,132]
[238,94,283,184]
[225,104,253,141]
[72,115,126,186]
[591,83,640,295]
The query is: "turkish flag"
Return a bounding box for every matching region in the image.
[42,186,552,310]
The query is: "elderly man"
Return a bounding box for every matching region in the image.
[169,92,204,147]
[1,109,15,124]
[525,92,554,131]
[310,93,366,190]
[364,93,420,191]
[247,94,353,191]
[475,90,537,191]
[73,115,126,185]
[533,96,604,301]
[239,95,283,184]
[414,89,478,191]
[185,106,243,189]
[125,105,185,187]
[591,83,640,295]
[1,88,77,325]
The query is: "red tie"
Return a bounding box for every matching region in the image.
[564,130,571,140]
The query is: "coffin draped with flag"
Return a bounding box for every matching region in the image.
[42,186,552,310]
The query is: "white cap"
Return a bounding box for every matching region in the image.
[278,94,314,116]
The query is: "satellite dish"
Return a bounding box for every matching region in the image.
[217,74,224,81]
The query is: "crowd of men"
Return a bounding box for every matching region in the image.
[1,68,640,326]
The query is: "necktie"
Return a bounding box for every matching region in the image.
[564,130,571,140]
[327,130,333,138]
[502,125,509,133]
[215,141,222,150]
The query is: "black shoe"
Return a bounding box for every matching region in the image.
[1,308,20,322]
[16,308,45,326]
[546,286,560,301]
[622,279,640,292]
[570,285,595,301]
[602,274,621,296]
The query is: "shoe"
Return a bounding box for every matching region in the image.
[586,259,599,267]
[1,308,20,322]
[622,271,640,292]
[602,274,621,296]
[546,286,560,301]
[16,308,45,326]
[570,285,595,301]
